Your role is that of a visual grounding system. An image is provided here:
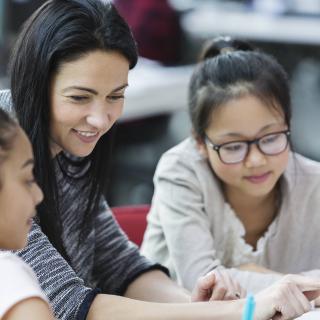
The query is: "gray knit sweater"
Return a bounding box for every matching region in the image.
[0,90,165,319]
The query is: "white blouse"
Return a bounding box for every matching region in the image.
[0,252,48,318]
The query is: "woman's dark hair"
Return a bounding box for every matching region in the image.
[0,108,18,186]
[189,36,291,140]
[9,0,138,259]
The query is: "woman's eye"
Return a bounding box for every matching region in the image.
[223,143,245,152]
[261,134,279,144]
[69,95,89,102]
[108,95,125,101]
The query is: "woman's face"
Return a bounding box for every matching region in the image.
[199,94,290,201]
[50,50,130,157]
[0,128,43,250]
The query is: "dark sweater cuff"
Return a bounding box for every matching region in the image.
[76,288,102,320]
[118,263,170,296]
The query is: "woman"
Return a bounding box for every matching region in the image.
[141,36,320,297]
[0,108,54,320]
[2,2,320,320]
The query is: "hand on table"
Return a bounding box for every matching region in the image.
[255,274,320,320]
[191,268,246,302]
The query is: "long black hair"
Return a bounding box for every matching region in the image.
[0,108,18,181]
[9,0,138,259]
[189,36,291,140]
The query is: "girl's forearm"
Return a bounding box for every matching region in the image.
[124,270,190,303]
[87,294,244,320]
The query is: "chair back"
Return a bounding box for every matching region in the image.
[112,205,150,247]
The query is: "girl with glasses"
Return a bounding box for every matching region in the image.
[142,37,320,301]
[0,108,54,320]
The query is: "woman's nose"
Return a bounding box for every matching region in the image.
[86,103,123,130]
[244,144,267,168]
[86,104,109,130]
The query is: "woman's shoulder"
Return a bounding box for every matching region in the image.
[0,252,48,317]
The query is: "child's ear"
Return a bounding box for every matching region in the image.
[193,132,209,159]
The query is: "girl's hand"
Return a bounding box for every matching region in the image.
[191,269,246,302]
[255,274,320,320]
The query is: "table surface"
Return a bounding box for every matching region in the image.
[296,308,320,319]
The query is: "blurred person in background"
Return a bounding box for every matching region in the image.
[114,0,182,65]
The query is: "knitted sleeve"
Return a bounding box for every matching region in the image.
[92,199,168,294]
[17,222,94,320]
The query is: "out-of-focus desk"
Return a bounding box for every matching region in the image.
[181,8,320,45]
[121,58,193,122]
[297,308,320,319]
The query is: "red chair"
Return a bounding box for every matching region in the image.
[112,205,150,247]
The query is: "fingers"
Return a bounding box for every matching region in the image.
[257,279,312,320]
[282,274,320,295]
[191,269,246,302]
[281,282,311,319]
[209,269,244,301]
[199,270,216,290]
[255,278,313,320]
[191,271,216,302]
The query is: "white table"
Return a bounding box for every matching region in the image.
[181,8,320,45]
[121,58,193,122]
[297,308,320,319]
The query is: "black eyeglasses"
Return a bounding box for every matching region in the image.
[205,130,290,164]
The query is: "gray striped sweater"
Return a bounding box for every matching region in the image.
[0,90,165,319]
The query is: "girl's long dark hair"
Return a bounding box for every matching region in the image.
[0,108,18,174]
[9,0,138,260]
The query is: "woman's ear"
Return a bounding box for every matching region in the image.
[193,132,209,159]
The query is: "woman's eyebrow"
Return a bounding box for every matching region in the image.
[62,86,98,95]
[111,84,128,93]
[61,83,128,95]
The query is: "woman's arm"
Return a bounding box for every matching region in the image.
[16,222,94,319]
[124,270,190,302]
[3,298,54,320]
[86,274,320,320]
[92,200,169,295]
[87,295,243,320]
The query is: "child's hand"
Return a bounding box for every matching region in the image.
[191,268,246,302]
[255,274,320,320]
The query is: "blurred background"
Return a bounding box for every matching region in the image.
[1,0,320,206]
